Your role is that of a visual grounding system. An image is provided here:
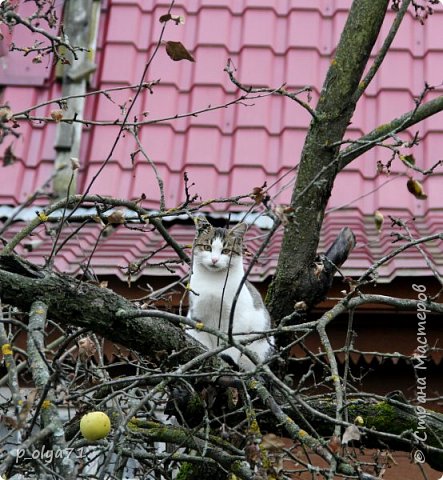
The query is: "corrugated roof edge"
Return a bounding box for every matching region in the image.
[0,206,275,228]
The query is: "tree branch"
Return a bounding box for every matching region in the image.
[268,0,390,321]
[0,255,202,366]
[339,93,443,169]
[27,300,76,479]
[353,0,412,102]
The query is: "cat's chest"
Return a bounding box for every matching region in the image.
[190,274,238,303]
[189,270,246,315]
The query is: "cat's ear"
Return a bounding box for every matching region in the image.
[229,222,247,238]
[193,215,212,232]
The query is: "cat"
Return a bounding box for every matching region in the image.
[186,217,274,371]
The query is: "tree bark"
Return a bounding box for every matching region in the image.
[267,0,390,321]
[0,254,200,367]
[298,398,443,472]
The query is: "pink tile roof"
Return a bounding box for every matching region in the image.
[1,1,443,281]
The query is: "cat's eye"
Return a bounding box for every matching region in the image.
[222,248,232,255]
[201,245,212,251]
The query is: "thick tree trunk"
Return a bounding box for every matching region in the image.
[0,254,201,367]
[267,0,390,321]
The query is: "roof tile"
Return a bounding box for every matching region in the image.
[192,46,230,85]
[101,45,138,83]
[237,48,276,86]
[286,49,329,90]
[196,8,232,45]
[107,5,144,45]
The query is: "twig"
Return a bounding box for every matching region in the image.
[129,129,166,211]
[13,82,160,118]
[224,58,317,119]
[358,231,443,283]
[339,90,443,169]
[3,7,83,60]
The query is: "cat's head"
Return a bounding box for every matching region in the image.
[192,217,247,272]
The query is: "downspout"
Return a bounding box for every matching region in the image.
[53,0,101,198]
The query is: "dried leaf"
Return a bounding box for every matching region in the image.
[261,433,286,451]
[50,109,64,122]
[1,415,17,429]
[159,13,185,25]
[165,41,195,62]
[70,157,80,170]
[107,210,125,224]
[374,210,384,232]
[244,442,260,465]
[154,349,168,362]
[17,390,37,427]
[3,144,17,166]
[251,187,263,199]
[171,15,185,25]
[159,13,172,22]
[328,435,341,453]
[32,54,42,64]
[78,337,96,362]
[0,106,13,122]
[274,205,293,225]
[250,186,264,205]
[227,387,239,409]
[200,385,217,409]
[294,301,307,311]
[313,261,324,278]
[342,424,361,445]
[407,178,427,200]
[250,183,270,206]
[92,215,105,226]
[376,160,385,174]
[269,454,284,474]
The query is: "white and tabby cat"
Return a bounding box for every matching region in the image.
[186,217,273,371]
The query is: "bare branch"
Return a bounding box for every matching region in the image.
[27,300,76,478]
[353,0,412,102]
[339,93,443,169]
[224,58,317,119]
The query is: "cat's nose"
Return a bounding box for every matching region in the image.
[211,257,219,264]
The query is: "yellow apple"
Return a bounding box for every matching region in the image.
[80,411,111,441]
